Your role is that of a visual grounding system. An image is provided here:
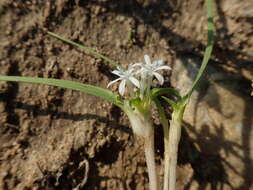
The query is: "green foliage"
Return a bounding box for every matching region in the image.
[161,0,214,112]
[0,1,215,189]
[184,0,215,99]
[0,76,123,108]
[151,88,181,100]
[47,31,119,68]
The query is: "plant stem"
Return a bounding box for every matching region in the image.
[167,108,184,190]
[125,103,158,190]
[144,127,158,190]
[163,126,170,190]
[153,97,170,190]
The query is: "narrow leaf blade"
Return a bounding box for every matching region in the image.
[162,96,177,110]
[0,76,123,107]
[47,31,120,68]
[151,88,181,100]
[153,98,169,129]
[185,0,215,98]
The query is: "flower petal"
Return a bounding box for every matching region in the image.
[119,79,126,96]
[127,63,137,69]
[129,77,140,88]
[107,78,122,88]
[132,62,143,67]
[144,55,152,65]
[152,60,163,67]
[153,72,164,85]
[112,70,123,76]
[154,65,171,71]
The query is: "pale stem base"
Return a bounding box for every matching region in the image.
[126,109,158,190]
[163,134,170,190]
[144,127,158,190]
[167,110,183,190]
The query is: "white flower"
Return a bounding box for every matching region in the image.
[107,65,140,96]
[136,55,171,85]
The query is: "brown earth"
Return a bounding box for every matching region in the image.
[0,0,252,190]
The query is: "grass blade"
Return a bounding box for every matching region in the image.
[151,88,181,100]
[185,0,215,98]
[47,31,120,68]
[0,76,123,107]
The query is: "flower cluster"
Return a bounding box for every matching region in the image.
[107,55,171,97]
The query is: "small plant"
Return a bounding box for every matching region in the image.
[0,0,214,189]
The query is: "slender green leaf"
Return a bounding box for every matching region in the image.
[153,98,168,129]
[47,31,120,68]
[162,96,177,110]
[185,0,215,98]
[151,88,181,100]
[0,76,123,107]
